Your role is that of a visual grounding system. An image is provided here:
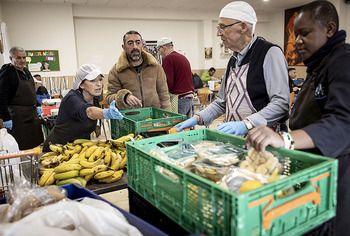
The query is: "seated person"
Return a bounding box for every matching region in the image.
[192,73,203,89]
[34,77,50,105]
[201,67,216,86]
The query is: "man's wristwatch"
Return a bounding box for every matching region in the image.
[193,114,203,125]
[243,119,254,130]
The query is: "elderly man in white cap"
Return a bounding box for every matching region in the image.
[157,37,194,118]
[42,64,124,152]
[175,1,289,136]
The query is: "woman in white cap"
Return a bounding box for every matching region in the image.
[42,64,123,152]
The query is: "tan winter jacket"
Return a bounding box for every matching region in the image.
[106,51,171,111]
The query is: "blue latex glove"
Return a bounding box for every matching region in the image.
[174,117,197,131]
[103,100,123,120]
[4,120,13,130]
[216,121,247,136]
[37,107,42,116]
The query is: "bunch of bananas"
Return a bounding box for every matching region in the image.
[38,134,142,187]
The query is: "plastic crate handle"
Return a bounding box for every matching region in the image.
[0,147,41,160]
[248,172,330,230]
[140,120,184,132]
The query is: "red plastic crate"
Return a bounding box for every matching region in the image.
[41,106,58,115]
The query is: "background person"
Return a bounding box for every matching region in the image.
[33,75,51,106]
[42,61,50,71]
[157,37,194,118]
[0,46,43,150]
[246,1,350,234]
[192,73,203,90]
[43,64,123,152]
[201,67,217,86]
[106,30,171,111]
[175,1,289,136]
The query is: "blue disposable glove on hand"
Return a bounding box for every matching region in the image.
[4,120,13,130]
[174,117,197,131]
[37,107,42,116]
[103,100,123,120]
[216,121,247,136]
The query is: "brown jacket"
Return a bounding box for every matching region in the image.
[106,51,171,111]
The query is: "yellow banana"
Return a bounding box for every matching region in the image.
[110,152,122,170]
[49,143,64,154]
[82,141,98,147]
[117,134,134,142]
[110,140,125,147]
[104,147,112,166]
[39,167,54,175]
[38,169,54,187]
[78,146,89,157]
[69,153,79,160]
[76,177,87,187]
[44,171,56,186]
[54,163,82,173]
[73,139,91,145]
[56,177,83,186]
[79,168,95,176]
[88,147,104,162]
[39,155,56,163]
[64,143,75,150]
[49,155,59,166]
[54,170,79,180]
[65,145,82,157]
[94,170,115,180]
[41,152,58,158]
[85,174,94,182]
[93,164,110,174]
[80,158,104,169]
[41,159,52,167]
[98,170,124,183]
[120,155,127,169]
[85,145,98,158]
[97,140,112,147]
[66,157,85,164]
[57,154,66,164]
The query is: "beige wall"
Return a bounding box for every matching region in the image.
[1,0,349,78]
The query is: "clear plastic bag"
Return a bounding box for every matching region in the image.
[196,143,246,166]
[192,159,235,183]
[238,147,290,183]
[149,144,198,168]
[1,177,67,223]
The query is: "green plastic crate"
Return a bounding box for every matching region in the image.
[110,107,187,139]
[126,129,338,236]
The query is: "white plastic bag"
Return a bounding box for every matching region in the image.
[0,128,19,153]
[0,197,143,236]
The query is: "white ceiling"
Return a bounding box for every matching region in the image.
[3,0,313,13]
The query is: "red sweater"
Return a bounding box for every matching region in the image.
[162,51,194,98]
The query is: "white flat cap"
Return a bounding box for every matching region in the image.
[219,1,258,32]
[73,64,104,90]
[33,78,42,83]
[157,37,173,48]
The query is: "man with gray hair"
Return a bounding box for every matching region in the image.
[175,1,290,136]
[157,37,194,118]
[0,46,43,149]
[106,30,171,111]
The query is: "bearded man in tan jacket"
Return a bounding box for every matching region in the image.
[106,30,171,111]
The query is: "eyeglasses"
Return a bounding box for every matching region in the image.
[216,21,242,34]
